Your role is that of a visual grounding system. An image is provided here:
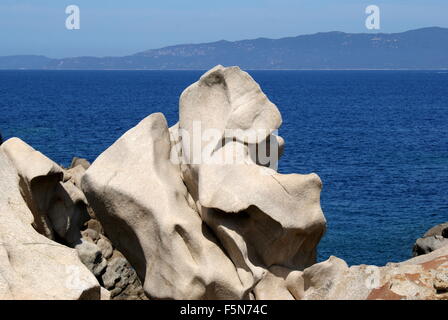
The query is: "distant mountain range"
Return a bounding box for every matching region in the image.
[1,27,448,70]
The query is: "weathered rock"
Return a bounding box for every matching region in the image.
[75,217,145,300]
[1,138,63,239]
[413,236,448,257]
[70,157,91,170]
[86,219,103,235]
[97,235,114,259]
[296,247,448,300]
[47,181,90,246]
[0,148,100,299]
[65,164,87,189]
[424,222,448,238]
[102,256,146,300]
[1,138,91,247]
[413,222,448,257]
[75,240,108,277]
[81,228,100,243]
[82,113,247,299]
[252,266,298,300]
[178,65,326,290]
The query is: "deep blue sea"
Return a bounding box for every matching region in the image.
[1,70,447,266]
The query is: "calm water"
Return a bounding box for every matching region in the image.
[0,70,447,266]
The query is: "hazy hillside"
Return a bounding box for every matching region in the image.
[1,27,447,70]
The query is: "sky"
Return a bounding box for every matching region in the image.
[0,0,447,58]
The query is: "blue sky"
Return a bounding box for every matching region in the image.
[0,0,446,58]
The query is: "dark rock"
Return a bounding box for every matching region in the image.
[78,218,147,299]
[102,255,147,300]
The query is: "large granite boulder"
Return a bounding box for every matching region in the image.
[82,113,247,300]
[1,137,63,239]
[81,66,327,300]
[1,138,89,245]
[0,139,143,299]
[177,65,326,293]
[0,148,100,299]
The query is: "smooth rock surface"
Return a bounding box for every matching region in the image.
[1,138,63,239]
[82,112,247,299]
[0,149,100,299]
[178,65,326,290]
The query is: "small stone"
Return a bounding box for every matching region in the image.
[70,157,91,170]
[81,228,100,242]
[86,219,103,235]
[97,236,113,259]
[76,240,107,277]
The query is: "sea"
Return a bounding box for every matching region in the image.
[0,70,447,266]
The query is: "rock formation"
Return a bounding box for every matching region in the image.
[0,147,99,299]
[82,113,248,299]
[177,65,326,295]
[413,222,448,257]
[2,138,64,240]
[293,246,448,300]
[80,66,327,300]
[0,65,447,300]
[0,138,145,300]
